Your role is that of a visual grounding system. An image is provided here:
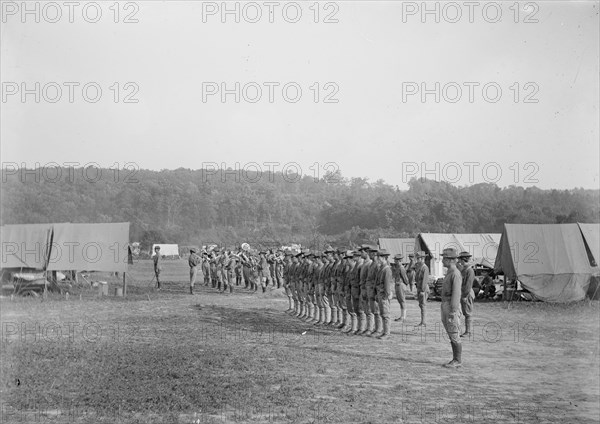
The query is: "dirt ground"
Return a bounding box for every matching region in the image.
[1,259,599,423]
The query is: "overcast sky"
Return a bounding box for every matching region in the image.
[2,1,598,189]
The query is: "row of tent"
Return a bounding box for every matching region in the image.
[1,222,599,303]
[379,223,599,303]
[1,223,131,273]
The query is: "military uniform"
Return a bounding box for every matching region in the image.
[440,248,463,367]
[189,249,201,295]
[415,252,430,326]
[364,251,381,336]
[357,249,372,335]
[458,252,475,337]
[318,254,332,324]
[374,250,393,339]
[153,248,162,289]
[392,254,409,321]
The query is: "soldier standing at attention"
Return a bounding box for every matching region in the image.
[258,251,270,293]
[392,254,409,322]
[308,252,323,324]
[407,253,416,292]
[356,245,372,335]
[153,246,162,290]
[189,248,201,295]
[440,248,463,368]
[374,249,393,340]
[345,251,362,334]
[458,251,475,338]
[282,250,294,313]
[414,251,430,326]
[363,247,381,336]
[337,250,354,330]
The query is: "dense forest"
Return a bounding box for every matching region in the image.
[2,167,598,250]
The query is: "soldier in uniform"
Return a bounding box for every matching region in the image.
[458,251,475,338]
[344,250,362,334]
[363,247,381,336]
[337,250,353,330]
[329,250,342,326]
[392,254,410,322]
[293,252,305,317]
[209,252,218,289]
[153,246,162,290]
[290,252,301,315]
[356,245,372,335]
[258,251,270,293]
[189,248,201,295]
[275,251,284,289]
[414,251,430,326]
[234,254,243,286]
[374,249,393,340]
[306,253,320,323]
[282,250,294,313]
[407,253,416,292]
[224,252,235,293]
[440,248,463,368]
[202,252,211,286]
[318,249,334,325]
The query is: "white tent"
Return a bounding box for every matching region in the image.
[151,244,179,257]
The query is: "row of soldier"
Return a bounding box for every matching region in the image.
[281,246,428,340]
[155,244,475,367]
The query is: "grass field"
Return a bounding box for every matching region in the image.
[1,259,599,423]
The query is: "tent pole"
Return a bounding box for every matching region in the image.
[123,272,127,296]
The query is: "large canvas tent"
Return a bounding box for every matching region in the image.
[1,222,131,273]
[415,233,501,278]
[494,223,600,303]
[1,224,53,269]
[378,238,415,260]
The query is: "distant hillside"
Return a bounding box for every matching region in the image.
[2,167,598,250]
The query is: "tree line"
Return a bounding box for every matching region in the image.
[2,167,598,251]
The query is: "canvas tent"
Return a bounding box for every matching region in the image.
[1,222,131,273]
[1,224,53,269]
[151,244,179,257]
[378,238,415,261]
[494,223,600,303]
[415,233,501,278]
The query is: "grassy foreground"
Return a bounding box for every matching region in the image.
[1,259,599,423]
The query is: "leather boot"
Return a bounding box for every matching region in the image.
[348,313,358,334]
[444,341,463,368]
[461,317,472,338]
[417,307,426,326]
[370,314,383,338]
[356,312,368,335]
[316,307,325,325]
[312,304,319,322]
[330,307,338,326]
[342,311,353,333]
[229,284,233,293]
[336,310,346,329]
[363,314,374,336]
[190,286,194,295]
[325,306,332,324]
[377,317,391,340]
[306,304,314,321]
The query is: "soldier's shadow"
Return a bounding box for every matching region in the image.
[190,304,442,365]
